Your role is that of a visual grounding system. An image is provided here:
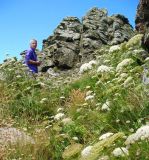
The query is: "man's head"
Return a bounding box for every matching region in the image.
[30,39,37,49]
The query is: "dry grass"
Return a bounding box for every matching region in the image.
[66,89,86,116]
[1,128,51,160]
[0,83,11,105]
[0,147,6,160]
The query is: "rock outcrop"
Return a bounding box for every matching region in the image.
[42,17,82,70]
[135,0,149,29]
[81,8,133,61]
[135,0,149,52]
[141,28,149,52]
[42,7,134,71]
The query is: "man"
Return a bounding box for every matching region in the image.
[25,39,41,73]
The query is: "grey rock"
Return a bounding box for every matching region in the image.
[42,16,82,70]
[135,0,149,30]
[141,28,149,52]
[42,7,134,71]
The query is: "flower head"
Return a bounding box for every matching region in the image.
[81,146,93,158]
[101,101,110,111]
[54,113,65,121]
[109,45,120,53]
[97,65,112,74]
[112,147,129,157]
[99,132,114,140]
[116,58,134,73]
[125,125,149,146]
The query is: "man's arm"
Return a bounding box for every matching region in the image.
[26,50,41,66]
[28,60,41,66]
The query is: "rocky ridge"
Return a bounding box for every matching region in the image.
[41,7,134,71]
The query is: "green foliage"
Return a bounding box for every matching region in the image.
[1,35,149,159]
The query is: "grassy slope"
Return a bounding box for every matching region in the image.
[0,34,149,159]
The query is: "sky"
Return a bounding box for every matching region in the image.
[0,0,139,63]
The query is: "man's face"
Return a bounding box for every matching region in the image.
[30,41,37,49]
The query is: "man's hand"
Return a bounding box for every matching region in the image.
[28,60,41,66]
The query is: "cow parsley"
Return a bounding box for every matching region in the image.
[54,113,65,121]
[101,101,110,111]
[112,147,129,157]
[99,132,114,140]
[109,45,120,53]
[116,58,134,72]
[125,125,149,146]
[97,65,112,74]
[81,146,93,158]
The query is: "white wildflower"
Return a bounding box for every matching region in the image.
[126,34,143,48]
[8,68,13,71]
[97,65,112,74]
[109,45,120,53]
[95,103,101,107]
[61,118,72,125]
[101,101,110,111]
[45,125,52,129]
[54,113,65,121]
[138,118,143,123]
[39,82,46,87]
[40,98,48,104]
[79,63,92,74]
[72,137,79,141]
[86,86,91,89]
[122,136,127,140]
[82,103,88,107]
[60,96,65,99]
[76,108,82,112]
[99,132,114,140]
[96,107,100,111]
[50,116,55,119]
[57,108,64,112]
[85,95,95,101]
[88,60,97,66]
[116,58,134,72]
[126,120,131,124]
[81,146,93,158]
[119,73,128,79]
[129,128,134,133]
[104,60,110,64]
[125,125,149,146]
[86,90,93,96]
[16,75,22,78]
[114,93,121,97]
[112,147,129,157]
[145,57,149,62]
[98,155,109,160]
[116,119,120,123]
[123,76,133,87]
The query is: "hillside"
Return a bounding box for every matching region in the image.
[1,2,149,160]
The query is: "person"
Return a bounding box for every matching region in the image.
[25,39,41,73]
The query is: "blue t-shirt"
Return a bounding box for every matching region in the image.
[25,48,38,73]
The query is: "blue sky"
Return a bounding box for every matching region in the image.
[0,0,139,63]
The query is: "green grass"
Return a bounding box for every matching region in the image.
[1,35,149,159]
